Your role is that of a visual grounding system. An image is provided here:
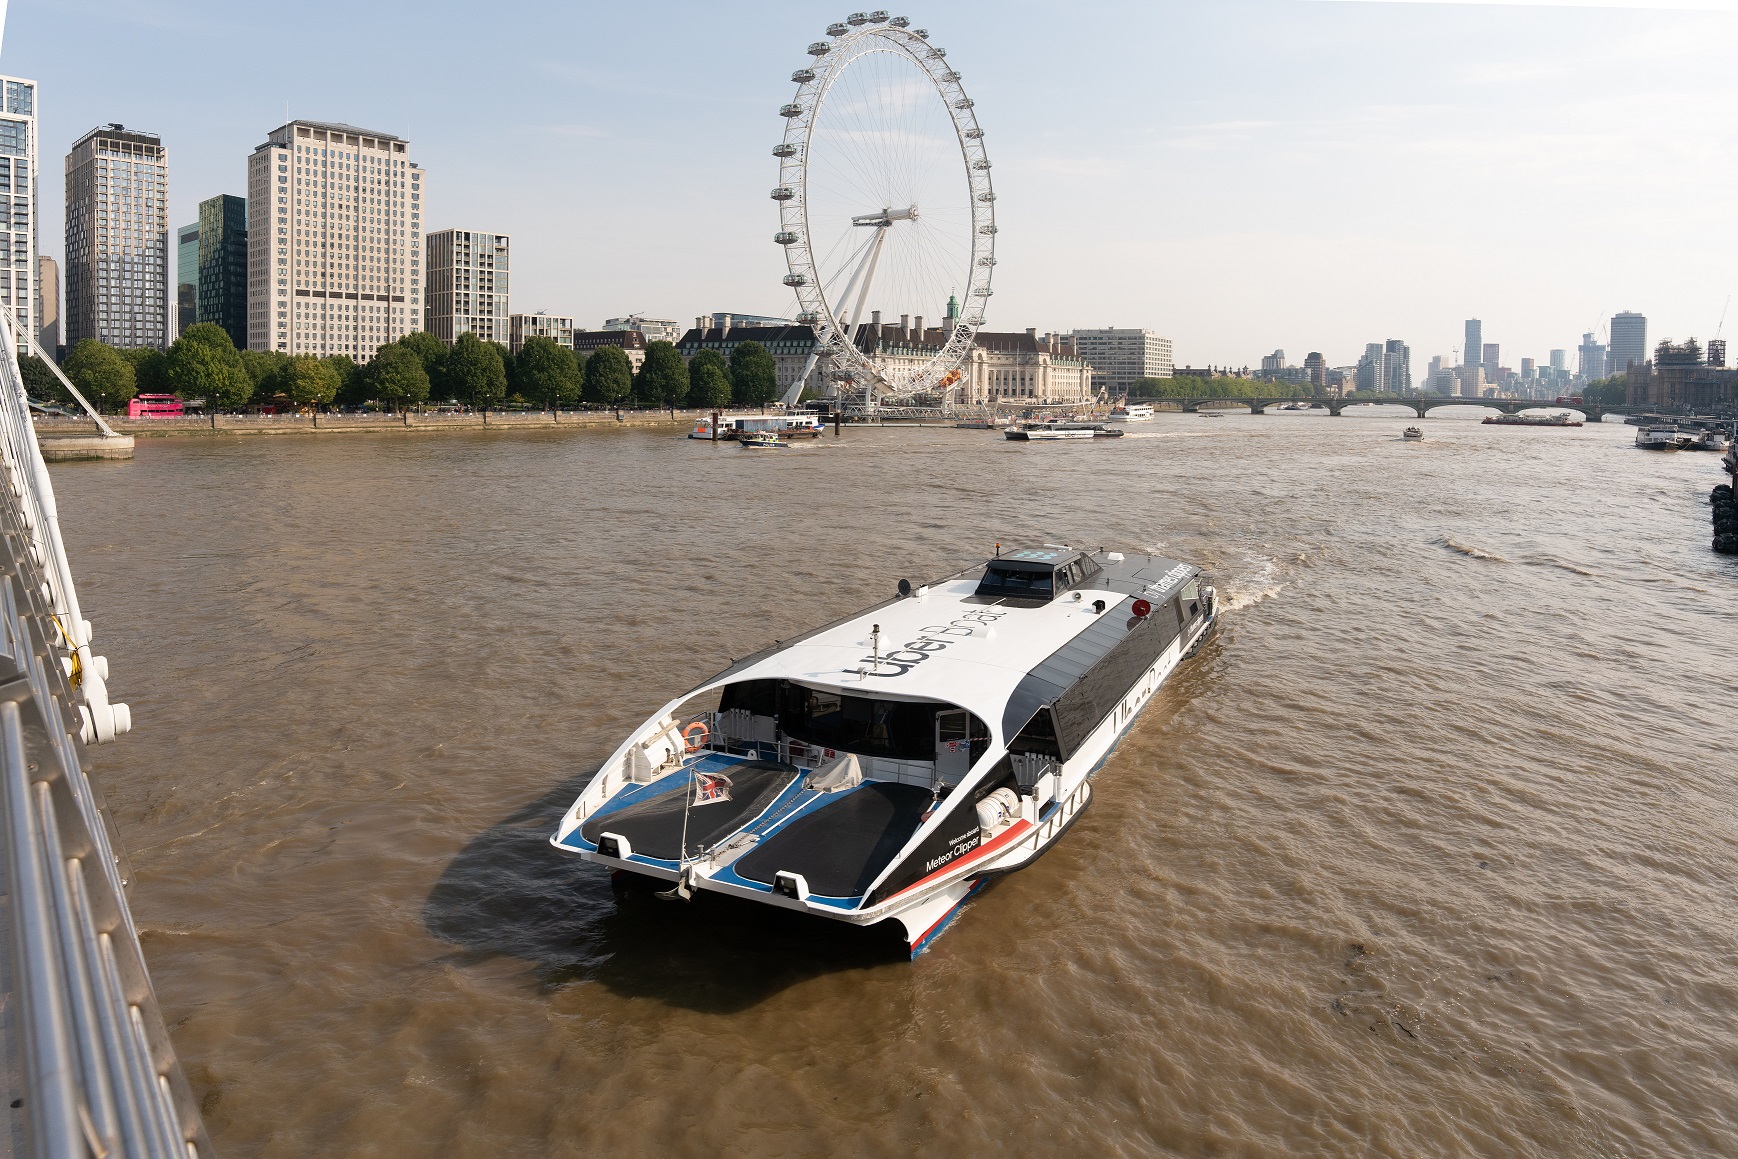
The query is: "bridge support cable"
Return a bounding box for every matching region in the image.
[0,308,208,1153]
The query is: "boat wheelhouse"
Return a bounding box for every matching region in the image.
[551,546,1217,955]
[691,413,825,440]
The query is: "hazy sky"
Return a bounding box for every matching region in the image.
[6,0,1736,371]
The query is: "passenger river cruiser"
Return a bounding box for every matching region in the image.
[551,546,1217,955]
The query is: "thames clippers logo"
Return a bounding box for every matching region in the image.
[861,610,1007,677]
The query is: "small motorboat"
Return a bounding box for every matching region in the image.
[1402,427,1424,440]
[739,432,789,450]
[1685,428,1732,452]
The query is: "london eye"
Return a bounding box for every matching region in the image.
[773,12,996,414]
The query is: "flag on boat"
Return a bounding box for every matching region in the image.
[693,771,733,805]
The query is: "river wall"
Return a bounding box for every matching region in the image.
[32,408,715,439]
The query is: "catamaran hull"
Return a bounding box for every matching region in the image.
[564,604,1211,956]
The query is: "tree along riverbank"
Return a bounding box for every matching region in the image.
[32,408,717,439]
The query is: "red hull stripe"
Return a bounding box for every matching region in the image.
[886,819,1033,904]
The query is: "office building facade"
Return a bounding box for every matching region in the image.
[65,124,169,350]
[0,77,37,355]
[1481,342,1500,384]
[1069,327,1174,396]
[1609,311,1647,375]
[509,312,575,354]
[1578,332,1607,382]
[175,222,197,334]
[250,120,424,360]
[425,229,508,345]
[197,194,247,349]
[1463,319,1481,368]
[35,255,57,357]
[602,315,684,343]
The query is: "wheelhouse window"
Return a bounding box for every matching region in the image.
[975,563,1054,601]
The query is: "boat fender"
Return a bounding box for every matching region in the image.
[683,722,709,752]
[975,787,1020,836]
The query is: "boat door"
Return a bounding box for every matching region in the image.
[935,709,972,783]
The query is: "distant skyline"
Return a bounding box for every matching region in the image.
[5,0,1735,370]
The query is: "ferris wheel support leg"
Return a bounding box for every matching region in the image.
[781,345,824,408]
[846,226,890,339]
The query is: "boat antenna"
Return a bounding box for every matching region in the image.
[995,541,1001,558]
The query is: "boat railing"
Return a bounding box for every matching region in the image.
[0,312,211,1154]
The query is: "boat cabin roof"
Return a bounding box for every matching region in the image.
[695,549,1201,745]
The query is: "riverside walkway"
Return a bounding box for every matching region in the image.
[1,309,210,1154]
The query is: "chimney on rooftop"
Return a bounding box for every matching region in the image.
[720,314,732,337]
[696,316,705,334]
[914,315,924,338]
[1026,327,1037,339]
[900,314,910,337]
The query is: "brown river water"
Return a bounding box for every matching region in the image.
[46,409,1738,1157]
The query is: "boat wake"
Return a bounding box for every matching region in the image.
[1219,557,1288,611]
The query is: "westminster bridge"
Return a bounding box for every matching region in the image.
[1164,396,1639,422]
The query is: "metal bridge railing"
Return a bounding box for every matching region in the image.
[0,314,211,1154]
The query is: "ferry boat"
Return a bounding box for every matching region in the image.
[1635,425,1683,451]
[550,546,1217,955]
[1481,412,1582,428]
[1005,421,1122,441]
[1106,404,1155,423]
[691,413,825,440]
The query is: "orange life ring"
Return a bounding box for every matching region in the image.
[683,722,709,752]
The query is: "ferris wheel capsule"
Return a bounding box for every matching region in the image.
[774,231,800,245]
[807,41,831,56]
[779,103,804,118]
[846,12,869,25]
[889,16,909,28]
[827,22,850,36]
[771,186,795,201]
[868,9,889,20]
[792,67,816,83]
[773,143,799,158]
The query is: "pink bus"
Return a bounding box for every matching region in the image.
[127,394,184,419]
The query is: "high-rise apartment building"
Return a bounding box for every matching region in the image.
[1609,311,1647,375]
[1463,319,1481,367]
[1481,342,1500,384]
[175,222,198,335]
[250,120,424,360]
[425,229,508,345]
[1069,327,1173,396]
[35,255,57,357]
[197,194,247,350]
[65,124,169,350]
[1577,332,1607,381]
[1303,351,1327,389]
[0,77,37,355]
[1385,338,1411,393]
[509,312,574,354]
[1549,349,1566,373]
